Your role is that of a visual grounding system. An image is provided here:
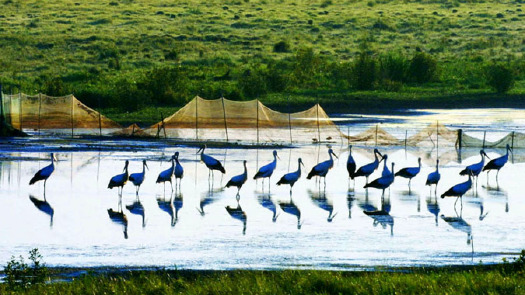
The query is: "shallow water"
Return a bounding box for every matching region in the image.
[0,143,523,270]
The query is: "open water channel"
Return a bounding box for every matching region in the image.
[0,108,524,270]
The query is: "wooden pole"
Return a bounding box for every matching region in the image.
[161,111,167,139]
[98,103,102,137]
[70,95,74,138]
[316,104,320,143]
[19,93,22,130]
[288,96,292,144]
[38,93,42,136]
[221,97,228,142]
[256,99,259,145]
[436,121,439,150]
[375,124,378,147]
[404,130,407,148]
[457,129,463,150]
[511,131,515,150]
[195,97,198,141]
[482,131,486,149]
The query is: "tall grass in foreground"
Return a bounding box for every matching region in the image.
[1,266,524,294]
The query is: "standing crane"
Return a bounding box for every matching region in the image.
[129,160,148,196]
[108,160,129,196]
[253,150,279,191]
[197,145,226,181]
[226,160,248,199]
[29,153,57,196]
[483,144,512,182]
[307,148,338,188]
[354,148,383,184]
[426,159,441,196]
[277,158,305,195]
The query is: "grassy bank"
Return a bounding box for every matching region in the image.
[0,0,524,115]
[1,265,524,294]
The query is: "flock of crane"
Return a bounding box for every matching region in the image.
[29,143,513,212]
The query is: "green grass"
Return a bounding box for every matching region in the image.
[1,266,525,294]
[0,0,524,117]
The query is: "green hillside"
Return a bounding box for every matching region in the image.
[0,0,524,117]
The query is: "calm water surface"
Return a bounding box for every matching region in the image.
[0,109,524,270]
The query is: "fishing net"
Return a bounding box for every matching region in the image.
[3,92,525,149]
[147,96,343,144]
[1,93,121,135]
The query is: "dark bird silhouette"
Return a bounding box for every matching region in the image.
[307,148,338,187]
[253,150,279,191]
[347,145,356,180]
[441,173,473,208]
[354,148,383,184]
[365,162,395,198]
[226,160,248,199]
[108,160,129,195]
[197,145,226,180]
[395,157,421,188]
[483,144,512,182]
[426,159,441,195]
[277,158,305,194]
[129,160,148,196]
[174,151,184,192]
[29,153,57,196]
[157,154,176,193]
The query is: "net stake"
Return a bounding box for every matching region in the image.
[221,97,228,142]
[482,131,486,149]
[70,95,74,138]
[38,93,42,136]
[316,103,321,143]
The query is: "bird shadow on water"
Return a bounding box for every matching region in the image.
[197,183,223,216]
[482,182,509,213]
[225,198,247,235]
[279,196,302,230]
[308,189,337,223]
[126,196,146,228]
[363,195,394,236]
[107,196,128,239]
[156,193,179,227]
[29,194,54,228]
[441,207,474,257]
[257,193,279,222]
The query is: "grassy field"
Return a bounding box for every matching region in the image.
[0,0,524,118]
[1,265,525,294]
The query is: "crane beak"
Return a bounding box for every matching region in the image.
[332,151,338,159]
[145,162,149,170]
[277,154,281,160]
[483,151,490,159]
[196,147,203,154]
[53,154,58,162]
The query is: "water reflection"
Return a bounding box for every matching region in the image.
[426,194,440,226]
[308,190,336,222]
[29,194,54,228]
[441,212,473,247]
[258,194,279,222]
[157,194,176,227]
[279,196,302,229]
[198,185,223,216]
[482,183,509,213]
[107,198,128,239]
[347,191,355,219]
[226,200,247,235]
[126,198,146,228]
[363,196,394,236]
